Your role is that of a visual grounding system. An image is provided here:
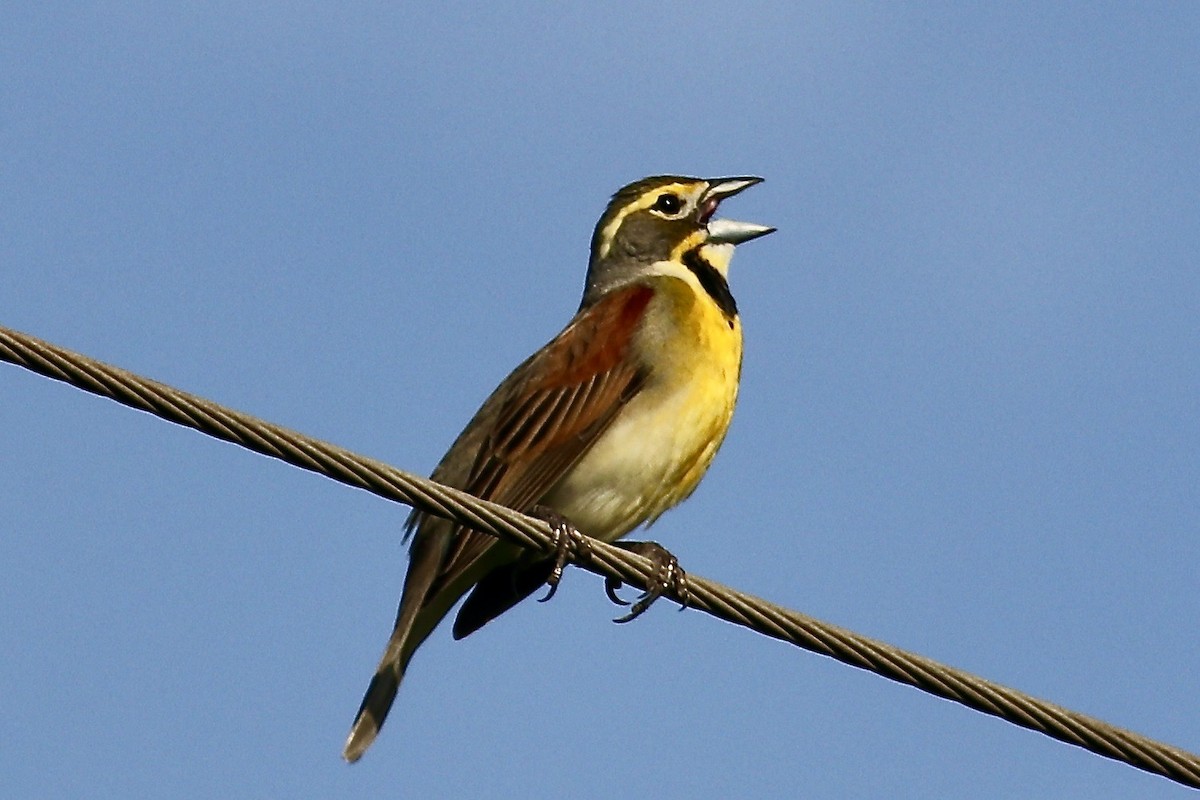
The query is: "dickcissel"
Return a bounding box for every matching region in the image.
[344,175,773,761]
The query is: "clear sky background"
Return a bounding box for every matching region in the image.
[2,4,1197,798]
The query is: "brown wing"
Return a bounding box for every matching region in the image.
[421,283,655,599]
[342,283,657,762]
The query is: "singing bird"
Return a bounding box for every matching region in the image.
[344,175,773,761]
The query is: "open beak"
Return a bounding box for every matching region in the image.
[701,176,776,244]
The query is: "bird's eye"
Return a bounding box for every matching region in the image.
[652,193,682,214]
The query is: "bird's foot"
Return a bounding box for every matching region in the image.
[605,541,690,623]
[532,505,592,603]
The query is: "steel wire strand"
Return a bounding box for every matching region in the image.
[1,322,1197,789]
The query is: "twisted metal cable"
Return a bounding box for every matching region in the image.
[2,322,1197,789]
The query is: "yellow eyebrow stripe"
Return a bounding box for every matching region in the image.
[595,182,694,260]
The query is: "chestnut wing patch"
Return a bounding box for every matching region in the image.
[427,284,654,596]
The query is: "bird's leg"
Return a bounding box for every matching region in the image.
[531,505,592,603]
[606,540,690,623]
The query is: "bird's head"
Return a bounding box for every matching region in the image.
[583,175,774,305]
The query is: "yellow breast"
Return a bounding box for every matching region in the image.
[542,275,742,541]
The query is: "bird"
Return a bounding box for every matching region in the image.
[343,175,774,762]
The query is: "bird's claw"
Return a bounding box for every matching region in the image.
[607,541,689,623]
[533,506,590,603]
[604,576,630,606]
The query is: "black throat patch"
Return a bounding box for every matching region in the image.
[682,248,738,320]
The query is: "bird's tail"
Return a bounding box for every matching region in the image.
[342,522,512,761]
[343,650,406,762]
[343,524,450,762]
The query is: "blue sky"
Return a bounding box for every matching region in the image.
[3,3,1198,798]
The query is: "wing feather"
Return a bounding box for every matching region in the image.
[422,283,655,598]
[346,283,656,761]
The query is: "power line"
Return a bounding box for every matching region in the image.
[2,322,1197,789]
